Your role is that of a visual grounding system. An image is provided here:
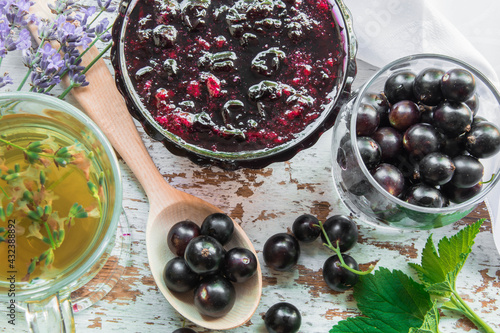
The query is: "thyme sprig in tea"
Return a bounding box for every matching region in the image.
[0,135,102,281]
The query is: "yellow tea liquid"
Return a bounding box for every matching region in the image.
[0,113,101,282]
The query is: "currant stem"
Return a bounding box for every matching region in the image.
[450,290,495,333]
[317,220,374,276]
[479,173,495,185]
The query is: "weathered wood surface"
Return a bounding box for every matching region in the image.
[1,1,499,332]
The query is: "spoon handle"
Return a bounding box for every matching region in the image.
[72,48,172,197]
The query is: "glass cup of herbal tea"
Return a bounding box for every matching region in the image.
[0,92,123,331]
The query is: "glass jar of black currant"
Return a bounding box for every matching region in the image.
[111,0,357,169]
[331,54,500,229]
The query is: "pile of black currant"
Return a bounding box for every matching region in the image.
[264,214,366,292]
[163,213,257,318]
[357,67,500,207]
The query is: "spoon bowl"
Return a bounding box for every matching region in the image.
[60,39,262,330]
[147,194,262,329]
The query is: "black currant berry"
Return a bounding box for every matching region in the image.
[440,134,466,157]
[168,220,200,257]
[371,163,405,196]
[292,214,321,243]
[441,68,475,102]
[222,247,258,283]
[264,302,301,333]
[403,123,441,161]
[465,94,479,116]
[404,183,447,208]
[323,254,359,292]
[441,182,482,203]
[172,328,196,333]
[184,235,225,275]
[357,136,382,169]
[433,101,473,137]
[356,103,380,136]
[263,233,300,271]
[320,215,358,253]
[465,121,500,158]
[420,108,435,124]
[200,213,234,245]
[361,93,390,126]
[418,152,455,186]
[371,127,403,162]
[163,257,200,293]
[413,68,444,106]
[384,71,416,104]
[193,275,236,318]
[451,155,484,188]
[389,100,420,131]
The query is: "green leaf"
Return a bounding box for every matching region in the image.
[45,249,54,266]
[0,207,5,222]
[27,141,42,152]
[409,220,483,296]
[409,302,440,333]
[54,157,68,167]
[329,316,401,333]
[40,170,46,186]
[4,172,19,181]
[25,151,40,163]
[27,210,41,221]
[87,181,99,196]
[6,202,14,217]
[23,190,34,202]
[27,258,38,274]
[330,268,433,333]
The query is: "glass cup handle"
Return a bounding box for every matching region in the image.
[25,292,75,333]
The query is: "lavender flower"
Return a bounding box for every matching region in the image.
[0,0,117,97]
[74,6,96,27]
[0,74,13,88]
[57,22,92,48]
[2,0,33,27]
[97,0,116,13]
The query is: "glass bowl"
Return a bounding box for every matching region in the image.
[331,54,500,229]
[110,0,357,170]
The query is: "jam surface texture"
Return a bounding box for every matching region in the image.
[124,0,345,153]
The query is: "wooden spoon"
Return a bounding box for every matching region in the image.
[29,1,262,330]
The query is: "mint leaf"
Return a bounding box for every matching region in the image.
[329,316,402,333]
[330,267,433,333]
[409,302,441,333]
[408,219,483,296]
[409,219,495,332]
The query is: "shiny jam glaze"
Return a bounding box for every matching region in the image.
[122,0,345,153]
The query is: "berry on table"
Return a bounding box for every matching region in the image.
[264,302,301,333]
[292,214,321,243]
[323,254,359,291]
[263,233,300,271]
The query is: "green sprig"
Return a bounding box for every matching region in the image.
[317,220,375,276]
[0,136,101,281]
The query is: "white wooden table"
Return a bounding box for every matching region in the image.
[1,1,499,332]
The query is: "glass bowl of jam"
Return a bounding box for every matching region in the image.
[111,0,356,169]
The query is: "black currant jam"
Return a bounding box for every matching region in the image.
[122,0,345,153]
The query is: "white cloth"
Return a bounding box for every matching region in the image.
[343,0,500,85]
[342,0,500,250]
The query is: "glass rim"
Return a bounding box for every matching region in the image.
[0,91,123,299]
[350,53,500,214]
